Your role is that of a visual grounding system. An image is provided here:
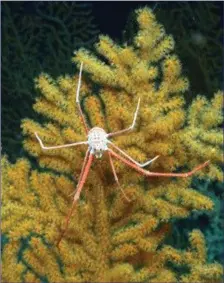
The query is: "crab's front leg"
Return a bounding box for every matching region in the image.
[76,62,89,134]
[107,98,140,138]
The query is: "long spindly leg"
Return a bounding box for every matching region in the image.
[56,152,94,247]
[69,148,90,197]
[109,148,209,178]
[108,140,159,168]
[76,62,89,134]
[107,98,140,138]
[35,132,87,150]
[108,151,130,202]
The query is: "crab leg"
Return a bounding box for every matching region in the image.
[76,62,89,134]
[69,148,90,197]
[56,152,94,247]
[108,148,209,178]
[108,151,130,202]
[35,132,87,150]
[107,98,140,138]
[108,140,159,167]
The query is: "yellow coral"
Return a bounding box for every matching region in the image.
[2,7,223,283]
[3,156,222,282]
[182,91,223,181]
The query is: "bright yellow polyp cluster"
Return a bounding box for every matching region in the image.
[2,7,223,283]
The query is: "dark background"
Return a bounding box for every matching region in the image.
[14,1,224,37]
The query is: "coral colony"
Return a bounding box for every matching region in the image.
[2,8,222,282]
[35,62,209,247]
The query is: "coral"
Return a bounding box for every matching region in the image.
[2,7,223,283]
[122,3,224,263]
[2,157,223,282]
[2,1,99,162]
[123,2,223,102]
[73,9,222,182]
[182,91,223,181]
[165,178,224,264]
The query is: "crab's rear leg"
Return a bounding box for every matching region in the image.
[108,140,159,168]
[56,151,94,247]
[108,151,130,202]
[109,148,209,178]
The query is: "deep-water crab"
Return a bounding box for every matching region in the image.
[35,62,209,246]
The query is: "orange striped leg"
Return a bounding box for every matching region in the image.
[108,151,130,202]
[56,152,94,247]
[69,149,90,197]
[108,149,209,178]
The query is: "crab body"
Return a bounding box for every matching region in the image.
[87,127,108,158]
